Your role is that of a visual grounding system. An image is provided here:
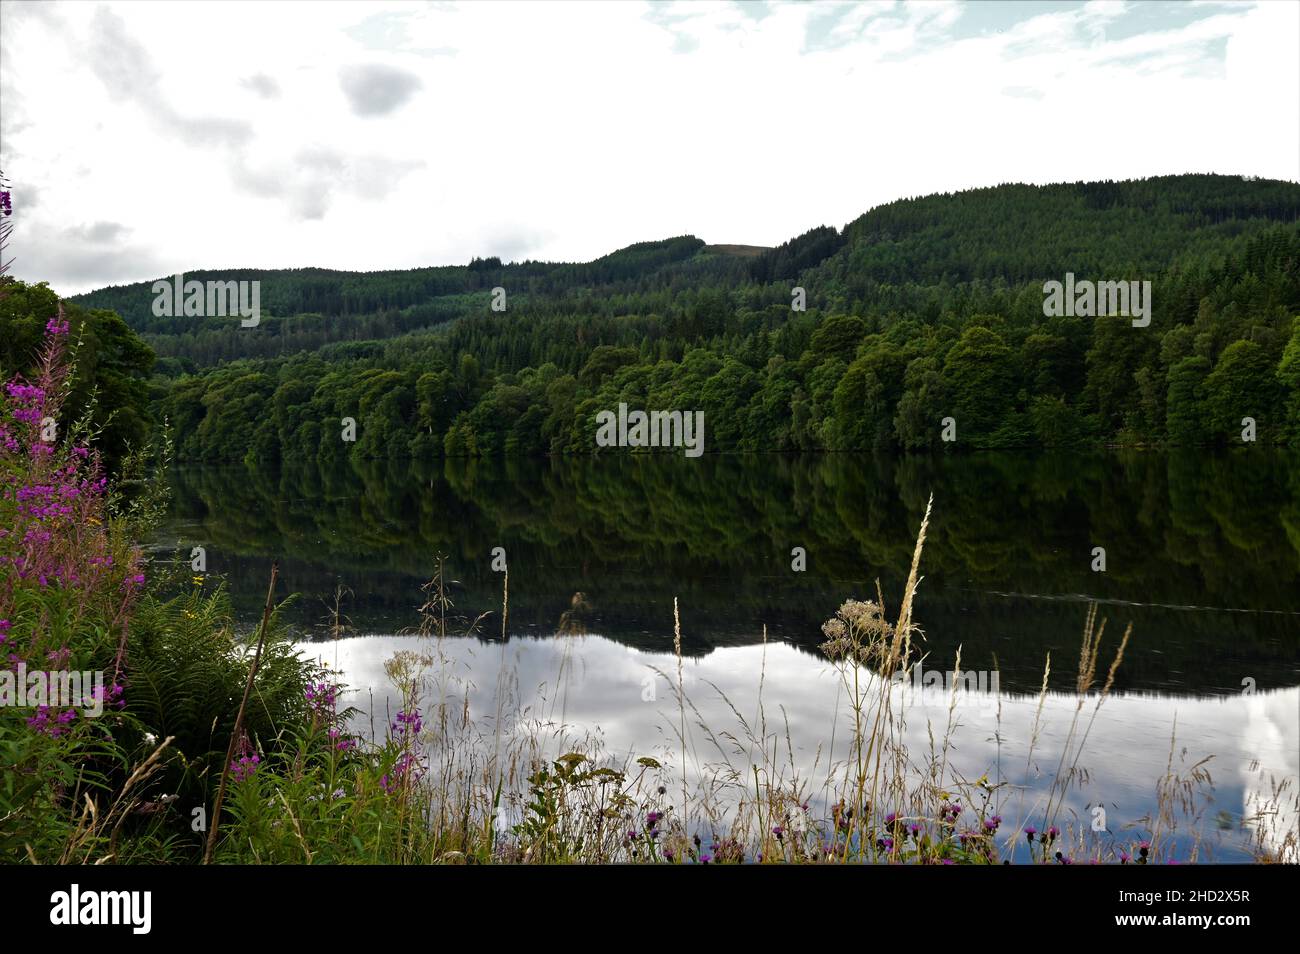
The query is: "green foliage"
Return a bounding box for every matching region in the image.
[750,225,845,283]
[516,754,628,863]
[1165,356,1211,445]
[0,277,155,466]
[1028,395,1085,447]
[126,584,319,801]
[1277,316,1300,442]
[1204,340,1281,441]
[944,326,1014,445]
[894,355,949,449]
[809,314,867,362]
[59,175,1300,456]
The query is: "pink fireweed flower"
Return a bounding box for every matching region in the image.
[391,709,422,737]
[87,681,125,709]
[1,302,143,734]
[5,383,44,403]
[305,680,339,718]
[229,753,261,782]
[380,750,424,793]
[227,732,261,782]
[27,705,76,737]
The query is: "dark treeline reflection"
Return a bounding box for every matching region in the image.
[159,449,1300,696]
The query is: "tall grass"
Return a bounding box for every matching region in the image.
[195,499,1293,866]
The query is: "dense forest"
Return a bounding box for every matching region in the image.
[18,174,1300,463]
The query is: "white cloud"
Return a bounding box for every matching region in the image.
[240,73,282,100]
[338,63,423,116]
[0,0,1295,295]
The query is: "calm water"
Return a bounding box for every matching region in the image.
[155,450,1300,861]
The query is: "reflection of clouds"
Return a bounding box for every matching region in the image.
[1240,691,1299,860]
[299,633,1298,862]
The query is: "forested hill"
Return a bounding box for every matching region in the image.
[74,234,725,328]
[833,175,1300,283]
[75,174,1300,327]
[49,173,1300,461]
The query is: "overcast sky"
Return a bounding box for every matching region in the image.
[1,0,1296,296]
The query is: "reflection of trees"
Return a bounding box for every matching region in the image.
[160,450,1300,691]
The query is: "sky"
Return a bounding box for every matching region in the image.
[0,0,1297,296]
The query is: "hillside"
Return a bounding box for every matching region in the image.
[40,173,1300,462]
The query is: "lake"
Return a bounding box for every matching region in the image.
[155,449,1300,862]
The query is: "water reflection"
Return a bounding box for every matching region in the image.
[298,631,1299,863]
[161,449,1300,694]
[159,450,1299,860]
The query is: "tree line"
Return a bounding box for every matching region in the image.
[19,173,1299,464]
